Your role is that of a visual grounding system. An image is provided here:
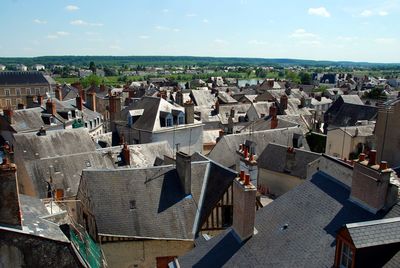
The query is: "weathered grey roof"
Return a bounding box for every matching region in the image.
[238,116,298,133]
[346,217,400,249]
[55,98,102,121]
[10,107,61,132]
[81,157,237,240]
[178,171,400,267]
[341,124,375,137]
[190,89,216,107]
[19,194,69,242]
[341,94,364,105]
[97,141,173,168]
[0,71,49,85]
[208,126,308,168]
[217,91,238,104]
[258,143,321,179]
[14,128,96,161]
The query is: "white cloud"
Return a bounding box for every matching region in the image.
[290,29,317,39]
[65,5,79,11]
[186,13,197,17]
[173,28,180,32]
[56,31,70,36]
[375,38,396,45]
[109,45,122,50]
[379,11,389,16]
[162,9,169,13]
[138,35,150,39]
[155,25,169,31]
[360,10,373,17]
[70,20,103,26]
[308,7,331,18]
[203,18,209,23]
[46,35,58,39]
[248,40,267,45]
[33,19,47,24]
[299,40,322,47]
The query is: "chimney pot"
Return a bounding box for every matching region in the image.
[359,153,366,162]
[240,170,245,181]
[243,147,249,159]
[379,161,388,170]
[244,174,250,185]
[46,99,56,115]
[368,150,377,166]
[121,143,130,166]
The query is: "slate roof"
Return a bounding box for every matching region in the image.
[8,107,64,133]
[0,71,49,85]
[190,89,216,107]
[324,95,378,127]
[340,124,375,137]
[18,194,69,242]
[258,143,321,179]
[178,171,400,267]
[346,217,400,249]
[217,91,238,104]
[238,116,298,133]
[208,126,308,168]
[80,157,237,240]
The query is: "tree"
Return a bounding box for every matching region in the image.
[89,61,96,73]
[82,74,101,87]
[299,72,312,85]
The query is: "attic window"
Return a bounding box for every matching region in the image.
[129,200,136,210]
[340,242,353,268]
[85,160,91,167]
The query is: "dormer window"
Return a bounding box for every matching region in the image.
[172,109,185,125]
[160,111,173,127]
[50,116,57,125]
[339,242,353,268]
[166,117,173,127]
[128,109,144,127]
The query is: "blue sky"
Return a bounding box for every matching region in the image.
[0,0,399,63]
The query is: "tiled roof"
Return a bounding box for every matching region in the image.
[0,71,49,85]
[178,171,400,267]
[346,217,400,248]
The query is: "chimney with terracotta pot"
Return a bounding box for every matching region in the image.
[3,108,14,124]
[37,95,44,106]
[271,115,278,129]
[86,92,96,112]
[269,103,277,117]
[280,95,288,110]
[232,173,256,241]
[46,99,56,115]
[76,95,83,111]
[55,86,62,101]
[0,158,21,228]
[121,143,130,166]
[350,151,397,214]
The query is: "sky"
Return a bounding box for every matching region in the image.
[0,0,399,63]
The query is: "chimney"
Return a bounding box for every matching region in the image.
[176,91,183,106]
[86,92,96,112]
[55,86,62,101]
[184,101,194,124]
[121,143,130,166]
[46,99,56,115]
[230,107,235,118]
[215,100,220,114]
[232,174,256,241]
[280,95,288,110]
[37,95,44,106]
[176,151,191,195]
[368,150,377,166]
[300,97,306,108]
[271,115,278,129]
[76,95,83,111]
[3,108,14,124]
[0,158,22,228]
[26,95,35,108]
[350,154,397,214]
[269,103,277,117]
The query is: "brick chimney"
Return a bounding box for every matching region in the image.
[76,95,83,111]
[46,99,56,115]
[3,108,14,124]
[86,92,96,112]
[215,99,220,114]
[350,152,398,213]
[176,151,191,195]
[280,95,288,110]
[26,95,35,108]
[271,115,278,129]
[232,174,256,241]
[109,95,121,121]
[37,95,44,106]
[0,158,22,228]
[269,103,277,117]
[55,86,62,101]
[121,143,130,166]
[184,101,194,124]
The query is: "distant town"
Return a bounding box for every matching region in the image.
[1,56,400,267]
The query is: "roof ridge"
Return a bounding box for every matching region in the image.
[347,217,400,229]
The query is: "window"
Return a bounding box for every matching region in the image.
[5,89,10,96]
[340,242,353,268]
[36,88,40,95]
[166,117,173,127]
[221,205,233,227]
[16,88,21,96]
[6,99,12,107]
[129,200,136,210]
[178,115,184,125]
